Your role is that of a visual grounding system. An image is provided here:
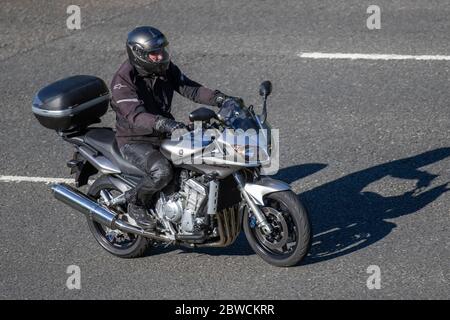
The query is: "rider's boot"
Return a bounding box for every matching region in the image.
[127,203,156,231]
[124,189,156,231]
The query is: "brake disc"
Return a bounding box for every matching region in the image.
[254,207,289,251]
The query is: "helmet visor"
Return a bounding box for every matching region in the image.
[145,45,170,63]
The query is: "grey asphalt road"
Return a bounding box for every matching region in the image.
[0,0,449,299]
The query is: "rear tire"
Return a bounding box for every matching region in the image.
[243,191,311,267]
[86,177,151,258]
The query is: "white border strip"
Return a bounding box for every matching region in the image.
[0,175,75,184]
[298,52,450,61]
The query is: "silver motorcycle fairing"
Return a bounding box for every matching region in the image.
[243,177,291,205]
[159,127,270,168]
[78,146,121,174]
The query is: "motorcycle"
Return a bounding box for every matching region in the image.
[32,75,311,267]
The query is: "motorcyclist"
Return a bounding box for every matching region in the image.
[110,26,238,230]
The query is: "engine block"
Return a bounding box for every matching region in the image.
[182,178,207,213]
[179,178,208,233]
[156,177,208,234]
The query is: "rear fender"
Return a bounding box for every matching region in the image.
[75,161,98,187]
[69,151,98,187]
[87,174,132,197]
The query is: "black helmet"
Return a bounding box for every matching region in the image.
[126,26,170,77]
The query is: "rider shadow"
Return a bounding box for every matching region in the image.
[298,147,450,265]
[149,148,450,262]
[148,163,328,257]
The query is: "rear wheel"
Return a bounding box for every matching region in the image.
[86,178,151,258]
[243,191,311,267]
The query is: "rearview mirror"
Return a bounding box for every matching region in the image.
[259,80,272,97]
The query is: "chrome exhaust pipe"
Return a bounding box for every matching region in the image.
[51,183,170,242]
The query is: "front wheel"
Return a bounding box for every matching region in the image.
[243,191,311,267]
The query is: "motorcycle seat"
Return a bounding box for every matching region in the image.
[84,128,145,176]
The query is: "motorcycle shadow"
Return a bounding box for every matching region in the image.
[147,149,450,264]
[148,163,329,258]
[297,147,450,265]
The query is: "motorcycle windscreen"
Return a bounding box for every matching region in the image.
[217,99,259,131]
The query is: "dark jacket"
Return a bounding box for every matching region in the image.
[110,60,220,147]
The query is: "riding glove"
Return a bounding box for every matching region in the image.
[154,116,186,134]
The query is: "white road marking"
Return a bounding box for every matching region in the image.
[0,175,75,184]
[298,52,450,61]
[313,227,340,238]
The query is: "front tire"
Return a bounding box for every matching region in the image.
[243,191,311,267]
[86,177,151,258]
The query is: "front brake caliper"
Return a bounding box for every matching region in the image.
[249,214,257,229]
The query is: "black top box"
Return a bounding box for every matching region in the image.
[32,75,110,131]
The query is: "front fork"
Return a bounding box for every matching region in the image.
[233,172,273,234]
